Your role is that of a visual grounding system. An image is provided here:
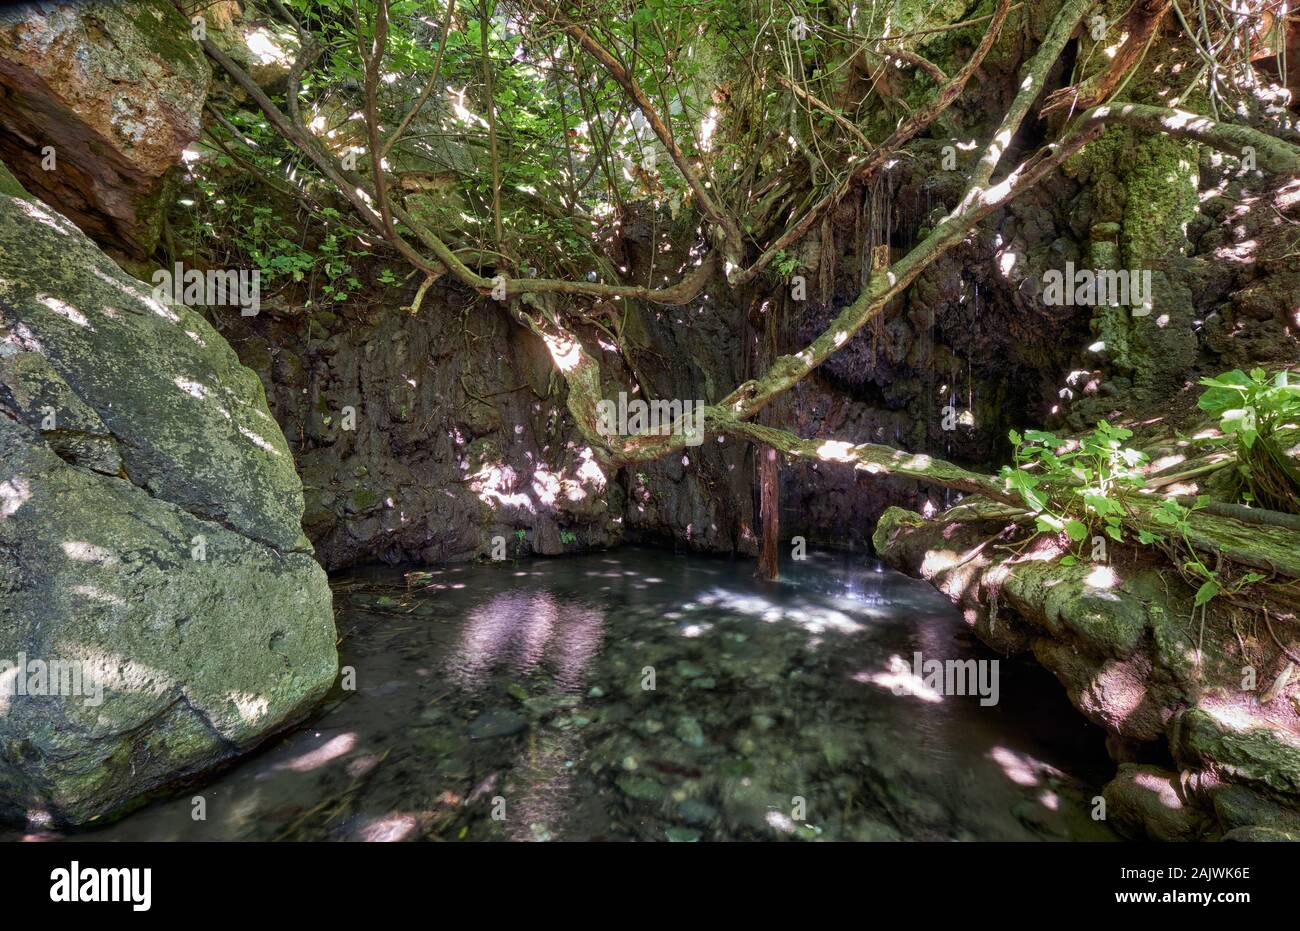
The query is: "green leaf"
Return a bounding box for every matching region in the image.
[1084,494,1116,516]
[1194,579,1221,606]
[1035,515,1065,533]
[1065,519,1088,542]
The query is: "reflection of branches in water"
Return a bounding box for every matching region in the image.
[449,591,606,691]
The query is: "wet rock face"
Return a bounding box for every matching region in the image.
[0,1,210,260]
[792,154,1091,474]
[217,206,757,570]
[0,192,337,825]
[223,289,628,569]
[874,506,1300,841]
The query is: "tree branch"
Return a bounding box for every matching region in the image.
[719,420,1018,504]
[1041,0,1173,117]
[1075,102,1300,173]
[731,0,1017,287]
[561,20,747,273]
[198,26,723,302]
[959,0,1091,206]
[382,0,457,159]
[715,126,1102,427]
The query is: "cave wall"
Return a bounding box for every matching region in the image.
[209,206,762,570]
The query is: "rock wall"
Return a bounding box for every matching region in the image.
[874,507,1300,841]
[0,183,337,825]
[213,220,760,570]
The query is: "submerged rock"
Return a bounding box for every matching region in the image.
[0,191,337,825]
[468,710,528,740]
[674,716,706,748]
[617,775,665,803]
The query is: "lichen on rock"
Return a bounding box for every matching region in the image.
[0,190,337,825]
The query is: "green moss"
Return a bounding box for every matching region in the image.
[349,487,381,512]
[0,160,29,199]
[1120,134,1198,267]
[128,1,209,76]
[890,0,976,39]
[1176,708,1300,796]
[871,506,927,553]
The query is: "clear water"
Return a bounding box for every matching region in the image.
[18,548,1117,842]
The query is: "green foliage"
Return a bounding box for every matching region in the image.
[1001,420,1147,543]
[773,251,799,277]
[181,0,929,287]
[1001,424,1234,602]
[1197,368,1300,513]
[180,107,395,308]
[999,368,1294,607]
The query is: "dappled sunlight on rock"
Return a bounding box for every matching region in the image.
[37,295,91,329]
[814,439,854,462]
[60,541,115,564]
[1084,565,1118,589]
[355,812,420,842]
[226,690,271,725]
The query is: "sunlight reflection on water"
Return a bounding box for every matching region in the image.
[13,548,1118,843]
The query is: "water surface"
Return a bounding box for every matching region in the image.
[17,548,1117,842]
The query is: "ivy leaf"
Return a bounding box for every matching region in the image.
[1084,493,1116,516]
[1194,579,1221,607]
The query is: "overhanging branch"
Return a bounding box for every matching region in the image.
[1075,103,1300,174]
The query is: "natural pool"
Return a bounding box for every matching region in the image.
[21,548,1118,841]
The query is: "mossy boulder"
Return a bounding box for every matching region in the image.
[1103,764,1210,841]
[0,192,337,825]
[1172,707,1300,798]
[0,195,309,552]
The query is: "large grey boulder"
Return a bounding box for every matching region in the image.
[0,191,337,825]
